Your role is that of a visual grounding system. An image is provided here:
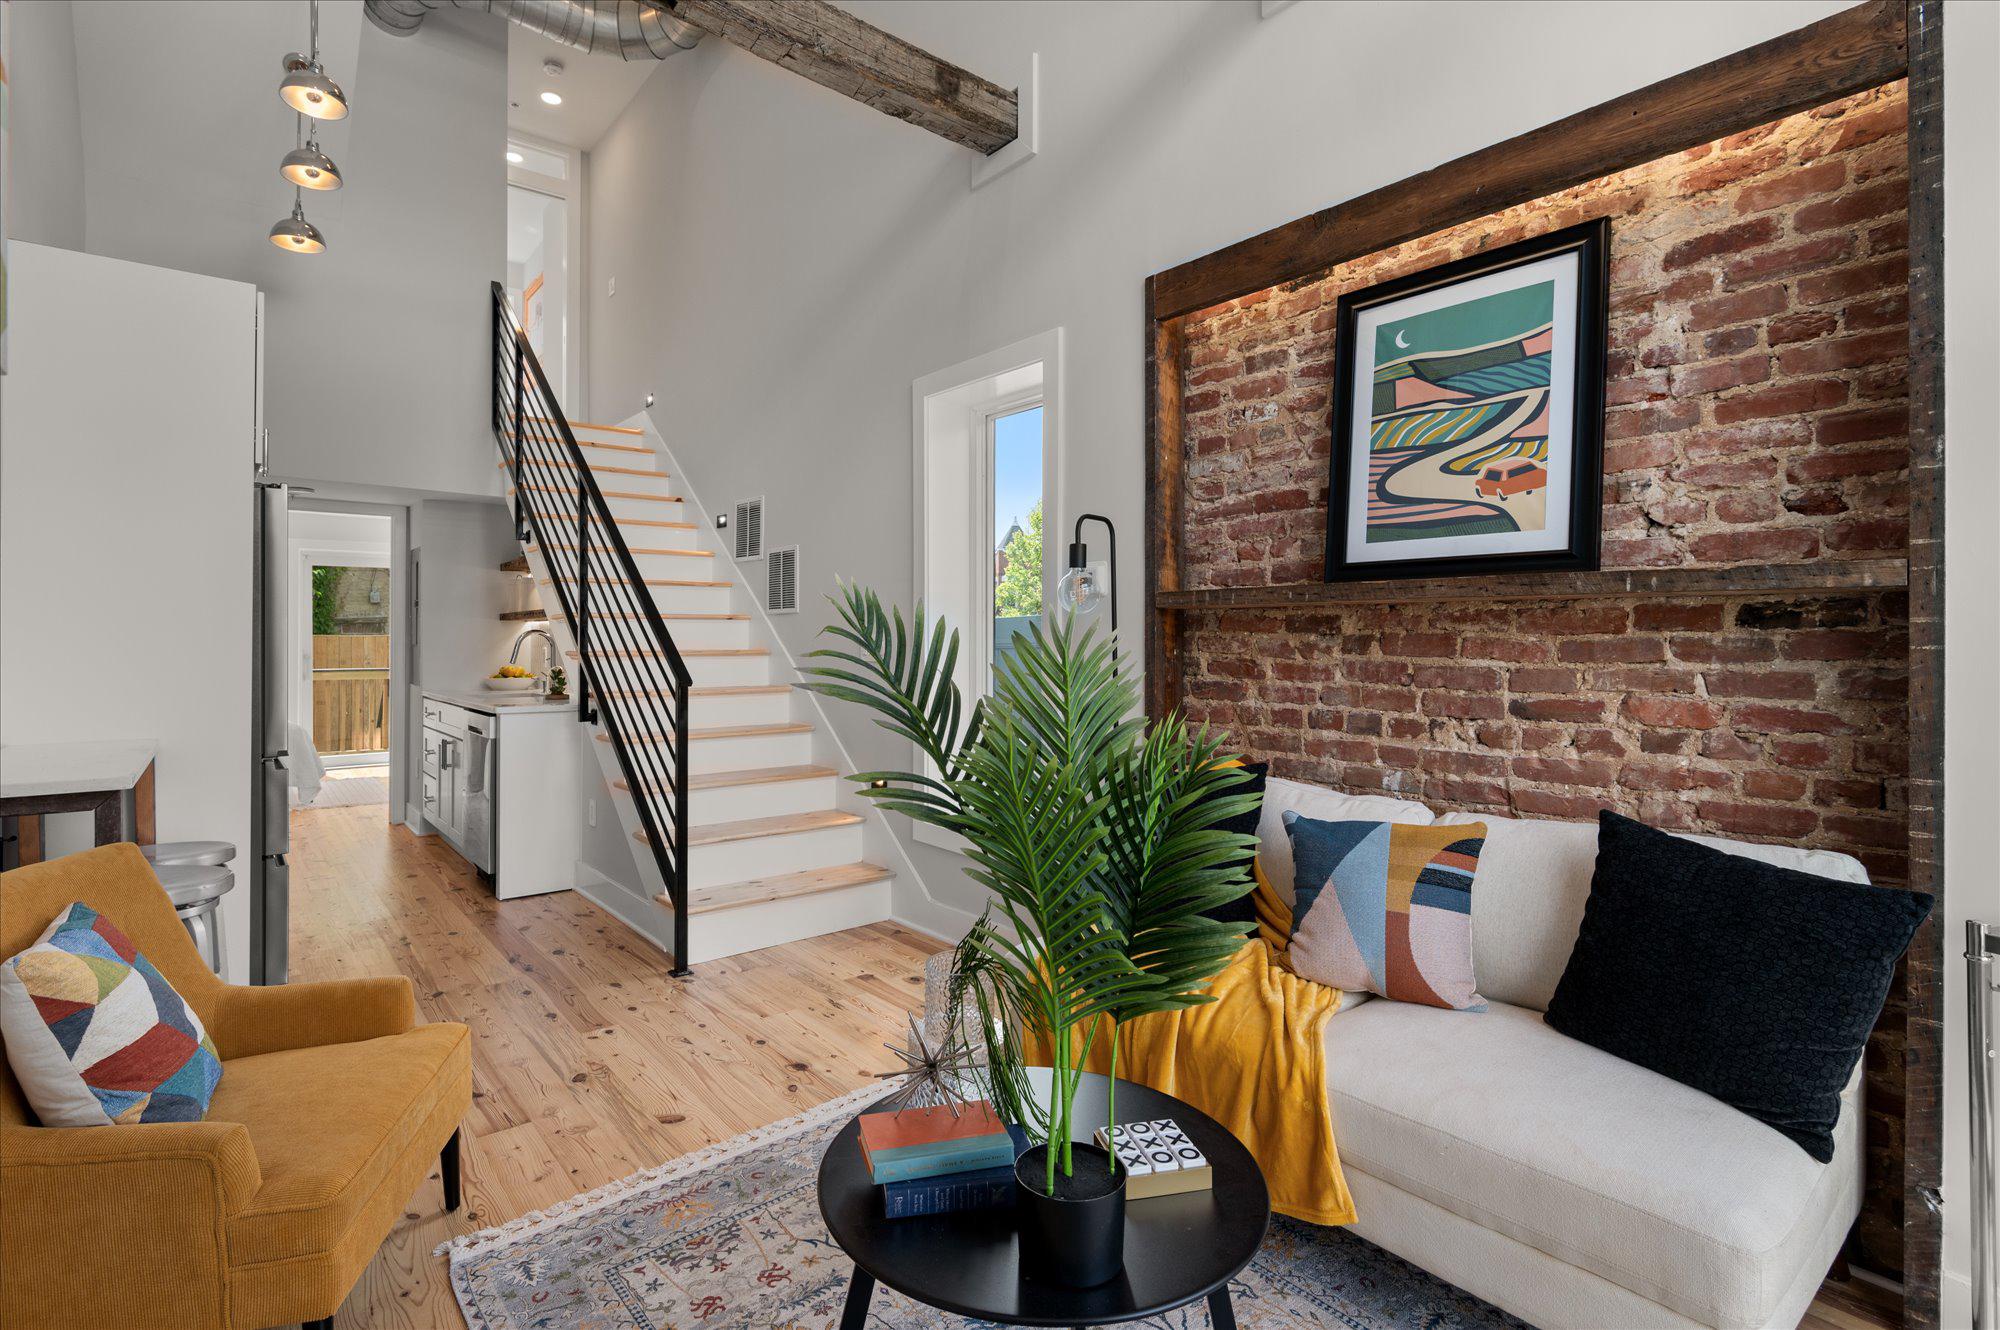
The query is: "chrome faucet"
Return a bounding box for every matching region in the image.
[509,626,558,677]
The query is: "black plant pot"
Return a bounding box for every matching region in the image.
[1015,1142,1127,1287]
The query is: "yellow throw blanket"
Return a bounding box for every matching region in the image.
[1030,867,1356,1226]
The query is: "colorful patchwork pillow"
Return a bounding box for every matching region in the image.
[0,902,222,1126]
[1282,813,1488,1010]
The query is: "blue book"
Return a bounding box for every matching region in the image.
[867,1134,1018,1184]
[881,1125,1030,1218]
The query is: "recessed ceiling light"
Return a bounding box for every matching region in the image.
[506,150,524,164]
[540,91,563,107]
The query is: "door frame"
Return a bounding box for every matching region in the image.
[507,130,587,418]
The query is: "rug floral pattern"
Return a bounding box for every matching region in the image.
[448,1087,1524,1330]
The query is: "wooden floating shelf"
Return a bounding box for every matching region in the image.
[499,556,529,574]
[499,608,548,622]
[1153,558,1908,612]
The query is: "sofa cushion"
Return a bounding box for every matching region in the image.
[1324,999,1860,1329]
[1546,811,1930,1162]
[1257,778,1431,911]
[212,1021,470,1265]
[1198,761,1268,926]
[1283,815,1487,1010]
[0,902,222,1127]
[1436,810,1876,1013]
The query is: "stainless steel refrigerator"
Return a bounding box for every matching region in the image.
[251,480,291,984]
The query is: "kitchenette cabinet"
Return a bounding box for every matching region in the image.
[418,691,582,900]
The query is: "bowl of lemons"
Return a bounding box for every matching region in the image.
[485,665,539,692]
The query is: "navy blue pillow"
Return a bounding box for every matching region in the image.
[1545,812,1931,1161]
[1198,761,1267,926]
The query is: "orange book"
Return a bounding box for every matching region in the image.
[857,1101,1011,1179]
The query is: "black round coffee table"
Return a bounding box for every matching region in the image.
[818,1069,1269,1328]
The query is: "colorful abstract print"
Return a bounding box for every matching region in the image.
[1365,281,1555,544]
[1282,815,1488,1011]
[0,902,221,1127]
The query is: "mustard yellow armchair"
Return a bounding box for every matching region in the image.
[1,845,471,1330]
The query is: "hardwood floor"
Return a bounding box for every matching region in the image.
[289,802,1896,1330]
[289,803,938,1329]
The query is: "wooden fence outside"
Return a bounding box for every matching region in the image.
[313,634,390,755]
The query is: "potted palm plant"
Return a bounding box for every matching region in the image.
[801,587,1257,1286]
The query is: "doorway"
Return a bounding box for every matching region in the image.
[506,133,583,413]
[289,509,393,807]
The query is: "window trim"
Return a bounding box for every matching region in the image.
[910,328,1064,853]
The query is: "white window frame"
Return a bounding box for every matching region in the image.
[507,131,587,417]
[911,328,1064,852]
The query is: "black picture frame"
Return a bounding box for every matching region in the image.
[1323,217,1609,583]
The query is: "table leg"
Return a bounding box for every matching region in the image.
[92,794,123,847]
[838,1268,876,1330]
[1207,1286,1238,1330]
[17,816,44,866]
[133,760,157,846]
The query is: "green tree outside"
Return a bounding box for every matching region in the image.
[994,501,1044,619]
[311,566,338,635]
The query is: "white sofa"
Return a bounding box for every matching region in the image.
[1259,778,1868,1330]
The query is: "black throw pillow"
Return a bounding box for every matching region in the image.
[1198,761,1267,926]
[1545,811,1931,1162]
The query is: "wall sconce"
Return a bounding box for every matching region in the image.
[1057,512,1118,656]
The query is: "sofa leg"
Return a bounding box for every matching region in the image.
[303,1319,334,1329]
[442,1128,463,1212]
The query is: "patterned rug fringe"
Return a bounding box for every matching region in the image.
[437,1082,886,1263]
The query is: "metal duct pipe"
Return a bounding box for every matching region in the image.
[364,0,701,61]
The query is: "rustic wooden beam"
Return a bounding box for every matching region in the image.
[1152,560,1910,612]
[1900,1,1946,1323]
[1147,0,1908,320]
[1144,294,1186,720]
[661,0,1018,154]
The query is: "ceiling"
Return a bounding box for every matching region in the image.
[505,23,663,150]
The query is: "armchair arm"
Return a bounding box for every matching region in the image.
[212,974,418,1060]
[1,1120,260,1328]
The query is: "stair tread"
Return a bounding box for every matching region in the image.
[525,416,645,435]
[500,431,650,455]
[500,458,664,479]
[681,808,862,848]
[691,685,794,697]
[617,519,699,530]
[568,647,768,659]
[595,721,811,745]
[539,576,733,588]
[671,862,895,916]
[612,764,835,796]
[529,543,710,558]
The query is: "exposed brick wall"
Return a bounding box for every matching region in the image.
[1173,86,1912,1270]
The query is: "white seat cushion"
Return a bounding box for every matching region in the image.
[1256,777,1431,911]
[1324,1000,1860,1330]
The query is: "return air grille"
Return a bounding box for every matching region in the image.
[732,497,764,560]
[767,546,799,614]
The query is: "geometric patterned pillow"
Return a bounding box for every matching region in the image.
[1282,813,1488,1011]
[0,902,222,1127]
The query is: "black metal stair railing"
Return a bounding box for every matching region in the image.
[490,281,692,973]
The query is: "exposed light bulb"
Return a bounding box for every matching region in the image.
[1057,564,1105,617]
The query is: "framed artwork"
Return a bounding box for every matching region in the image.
[1323,218,1608,582]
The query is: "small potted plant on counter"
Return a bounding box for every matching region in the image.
[545,665,569,701]
[801,587,1256,1287]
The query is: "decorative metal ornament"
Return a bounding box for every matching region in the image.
[872,1014,980,1117]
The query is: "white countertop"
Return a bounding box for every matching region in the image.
[0,740,158,798]
[423,689,576,717]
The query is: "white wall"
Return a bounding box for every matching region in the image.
[4,0,86,247]
[583,0,1849,924]
[58,0,507,499]
[1941,2,2000,1322]
[0,242,256,982]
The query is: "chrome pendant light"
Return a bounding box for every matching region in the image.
[280,133,342,190]
[280,0,349,121]
[269,189,327,253]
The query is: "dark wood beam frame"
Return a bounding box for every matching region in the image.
[1141,3,1948,1322]
[661,0,1018,154]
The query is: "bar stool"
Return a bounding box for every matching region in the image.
[142,840,237,868]
[155,862,234,977]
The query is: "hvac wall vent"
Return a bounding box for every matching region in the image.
[767,546,799,614]
[732,497,764,560]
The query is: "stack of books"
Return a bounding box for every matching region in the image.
[857,1100,1028,1218]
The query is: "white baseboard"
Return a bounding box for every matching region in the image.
[404,803,433,835]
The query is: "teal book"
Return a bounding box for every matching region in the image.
[866,1136,1019,1184]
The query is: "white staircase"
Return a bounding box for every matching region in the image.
[506,419,894,965]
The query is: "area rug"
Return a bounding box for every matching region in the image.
[444,1083,1524,1330]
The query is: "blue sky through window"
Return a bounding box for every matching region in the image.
[993,406,1043,542]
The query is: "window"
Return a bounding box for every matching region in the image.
[912,330,1063,849]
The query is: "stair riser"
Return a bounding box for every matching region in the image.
[606,496,685,524]
[616,522,699,551]
[673,879,893,964]
[685,655,772,688]
[638,618,750,651]
[688,824,865,890]
[648,584,735,615]
[589,466,672,493]
[691,691,793,729]
[689,775,835,824]
[629,550,713,578]
[689,730,813,773]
